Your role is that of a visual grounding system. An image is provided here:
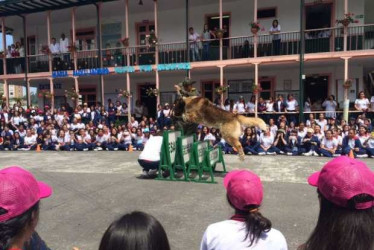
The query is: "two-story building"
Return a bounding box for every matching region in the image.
[0,0,373,118]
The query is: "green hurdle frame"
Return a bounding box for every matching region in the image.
[157,130,182,181]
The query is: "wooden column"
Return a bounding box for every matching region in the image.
[154,0,160,106]
[72,7,77,71]
[343,57,350,122]
[219,0,223,61]
[2,18,7,75]
[125,0,131,121]
[46,11,52,72]
[254,0,258,58]
[254,63,259,118]
[49,78,54,111]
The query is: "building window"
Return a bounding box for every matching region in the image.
[257,8,277,19]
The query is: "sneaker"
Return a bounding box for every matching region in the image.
[97,147,103,151]
[83,148,89,151]
[148,169,158,175]
[287,152,293,156]
[246,152,252,155]
[267,152,276,155]
[312,151,319,156]
[279,151,285,155]
[114,148,118,151]
[258,152,266,156]
[4,148,8,151]
[94,148,99,151]
[303,151,313,156]
[356,154,368,158]
[333,154,341,157]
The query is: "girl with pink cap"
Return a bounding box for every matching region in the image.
[200,170,288,250]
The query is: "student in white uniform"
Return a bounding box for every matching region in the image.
[200,170,288,250]
[354,91,370,112]
[138,131,163,179]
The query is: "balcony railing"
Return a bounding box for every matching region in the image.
[1,24,373,76]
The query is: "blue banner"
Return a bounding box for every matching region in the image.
[52,71,68,78]
[114,66,135,74]
[73,68,110,77]
[157,63,191,71]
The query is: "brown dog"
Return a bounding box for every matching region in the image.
[174,97,267,160]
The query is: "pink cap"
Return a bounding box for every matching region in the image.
[224,170,263,211]
[0,166,53,222]
[308,156,374,210]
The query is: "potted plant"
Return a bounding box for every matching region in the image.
[251,84,262,94]
[117,89,131,98]
[40,45,51,55]
[147,30,158,46]
[336,13,358,27]
[343,79,353,89]
[68,44,78,53]
[215,85,229,95]
[38,90,53,99]
[215,29,225,39]
[120,37,129,47]
[146,87,160,97]
[0,92,6,104]
[65,88,79,101]
[250,22,261,34]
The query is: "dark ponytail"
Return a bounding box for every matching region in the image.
[0,202,39,250]
[227,195,272,247]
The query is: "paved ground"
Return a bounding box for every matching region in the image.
[0,152,373,250]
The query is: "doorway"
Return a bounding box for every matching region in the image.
[206,13,231,59]
[305,75,329,104]
[138,84,157,118]
[135,21,156,65]
[79,86,97,107]
[306,3,333,29]
[259,78,274,100]
[202,81,220,103]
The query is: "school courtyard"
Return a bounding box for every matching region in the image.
[0,152,373,250]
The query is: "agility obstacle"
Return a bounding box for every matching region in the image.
[157,130,227,183]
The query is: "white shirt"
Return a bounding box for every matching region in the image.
[235,103,246,114]
[270,125,278,136]
[49,43,60,54]
[24,135,37,145]
[316,119,327,131]
[260,133,274,148]
[270,25,281,40]
[358,135,369,145]
[355,98,370,110]
[297,128,307,139]
[204,133,216,142]
[201,220,287,250]
[139,136,163,162]
[60,38,69,53]
[322,100,337,112]
[366,138,374,148]
[321,137,338,149]
[266,102,274,112]
[286,99,298,111]
[189,32,200,48]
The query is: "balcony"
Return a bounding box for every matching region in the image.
[1,24,373,76]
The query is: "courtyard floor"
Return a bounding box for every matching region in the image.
[0,152,373,250]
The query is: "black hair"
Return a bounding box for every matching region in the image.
[227,195,271,247]
[0,202,40,250]
[99,211,170,250]
[305,192,374,250]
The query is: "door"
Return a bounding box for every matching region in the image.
[136,21,155,65]
[259,78,274,100]
[202,81,220,103]
[306,3,332,29]
[139,84,157,118]
[206,14,231,59]
[305,75,329,104]
[79,87,97,107]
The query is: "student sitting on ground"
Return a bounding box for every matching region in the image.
[240,127,259,155]
[342,129,366,158]
[257,126,278,155]
[273,129,287,154]
[316,130,338,157]
[200,170,288,250]
[99,211,170,250]
[301,128,319,156]
[285,130,301,156]
[301,157,374,250]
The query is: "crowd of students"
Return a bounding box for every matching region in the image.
[1,155,373,250]
[1,99,374,159]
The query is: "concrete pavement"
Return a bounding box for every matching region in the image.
[0,152,373,250]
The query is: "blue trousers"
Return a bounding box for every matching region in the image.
[257,146,280,154]
[316,148,335,157]
[138,159,159,171]
[342,146,368,157]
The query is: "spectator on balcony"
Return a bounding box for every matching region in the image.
[59,33,70,66]
[189,27,201,61]
[355,91,370,113]
[49,38,60,70]
[318,25,332,38]
[304,97,312,113]
[234,96,246,114]
[15,42,25,74]
[322,95,337,118]
[269,20,281,55]
[286,94,298,124]
[246,96,255,114]
[241,40,251,58]
[134,100,144,122]
[201,24,215,61]
[274,95,286,114]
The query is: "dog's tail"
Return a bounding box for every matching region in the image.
[237,115,267,131]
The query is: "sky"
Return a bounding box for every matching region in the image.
[0,35,14,51]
